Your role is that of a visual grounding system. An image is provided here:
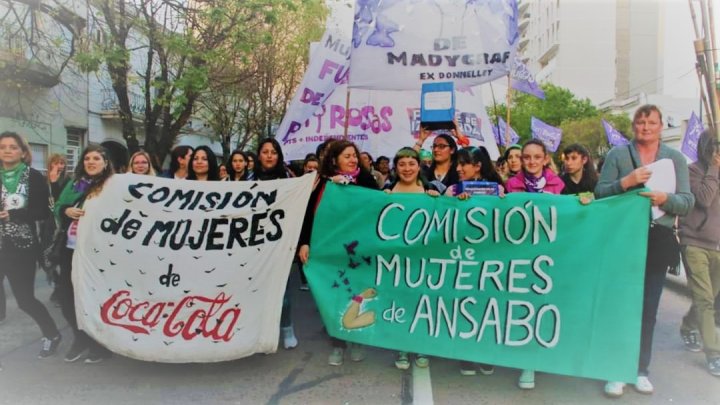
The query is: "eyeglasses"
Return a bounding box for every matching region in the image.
[432,144,450,150]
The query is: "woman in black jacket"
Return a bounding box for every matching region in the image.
[0,131,61,358]
[297,140,379,366]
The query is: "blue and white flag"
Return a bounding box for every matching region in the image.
[602,119,630,146]
[511,58,545,99]
[348,0,519,90]
[681,112,704,162]
[492,117,520,146]
[531,116,562,152]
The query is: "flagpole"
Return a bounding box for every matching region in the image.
[343,87,351,140]
[505,74,512,146]
[489,82,504,148]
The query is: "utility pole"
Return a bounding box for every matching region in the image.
[690,0,720,140]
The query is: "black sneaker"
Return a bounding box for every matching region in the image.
[64,340,88,363]
[681,329,703,352]
[38,335,61,359]
[708,357,720,377]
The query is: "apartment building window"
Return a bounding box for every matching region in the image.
[66,128,85,172]
[29,143,48,174]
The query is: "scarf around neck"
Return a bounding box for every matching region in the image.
[336,167,360,184]
[0,162,27,194]
[523,169,548,193]
[73,177,94,194]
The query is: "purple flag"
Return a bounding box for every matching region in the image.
[681,112,703,162]
[531,117,562,152]
[602,119,630,146]
[493,117,520,146]
[511,59,545,99]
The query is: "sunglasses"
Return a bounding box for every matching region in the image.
[432,144,450,150]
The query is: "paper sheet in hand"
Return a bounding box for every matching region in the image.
[644,159,675,219]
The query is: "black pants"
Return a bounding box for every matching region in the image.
[638,225,678,376]
[58,247,106,354]
[0,248,59,338]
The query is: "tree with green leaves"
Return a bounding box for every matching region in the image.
[78,0,317,166]
[487,82,631,159]
[198,0,326,160]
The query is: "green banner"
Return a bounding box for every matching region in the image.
[306,184,650,383]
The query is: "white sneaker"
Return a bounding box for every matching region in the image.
[634,376,654,394]
[281,326,298,349]
[518,369,535,389]
[604,381,625,398]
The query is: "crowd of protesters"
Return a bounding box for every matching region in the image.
[1,104,719,395]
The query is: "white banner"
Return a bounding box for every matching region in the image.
[348,0,519,90]
[73,173,315,363]
[281,85,500,161]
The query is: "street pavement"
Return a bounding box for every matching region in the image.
[1,267,719,405]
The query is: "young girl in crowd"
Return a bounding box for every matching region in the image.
[297,154,320,291]
[446,146,503,376]
[560,143,597,195]
[44,153,71,305]
[245,151,257,179]
[127,151,156,176]
[385,147,437,370]
[226,150,250,181]
[55,145,115,363]
[254,138,297,349]
[506,139,564,389]
[218,164,228,180]
[446,146,505,199]
[187,146,220,181]
[502,144,522,182]
[414,127,460,192]
[506,139,565,194]
[297,140,379,366]
[0,132,62,359]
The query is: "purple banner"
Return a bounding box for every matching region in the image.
[531,116,562,152]
[492,117,520,146]
[511,59,545,99]
[602,119,630,146]
[681,112,703,162]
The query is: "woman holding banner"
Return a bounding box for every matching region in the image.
[297,140,379,366]
[596,105,693,397]
[55,145,115,364]
[384,147,437,370]
[0,131,62,359]
[255,138,298,350]
[506,138,564,390]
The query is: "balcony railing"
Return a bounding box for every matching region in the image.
[100,88,146,119]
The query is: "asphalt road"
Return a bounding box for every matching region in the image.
[1,269,719,405]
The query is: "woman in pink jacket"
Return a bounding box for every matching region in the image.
[505,139,565,194]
